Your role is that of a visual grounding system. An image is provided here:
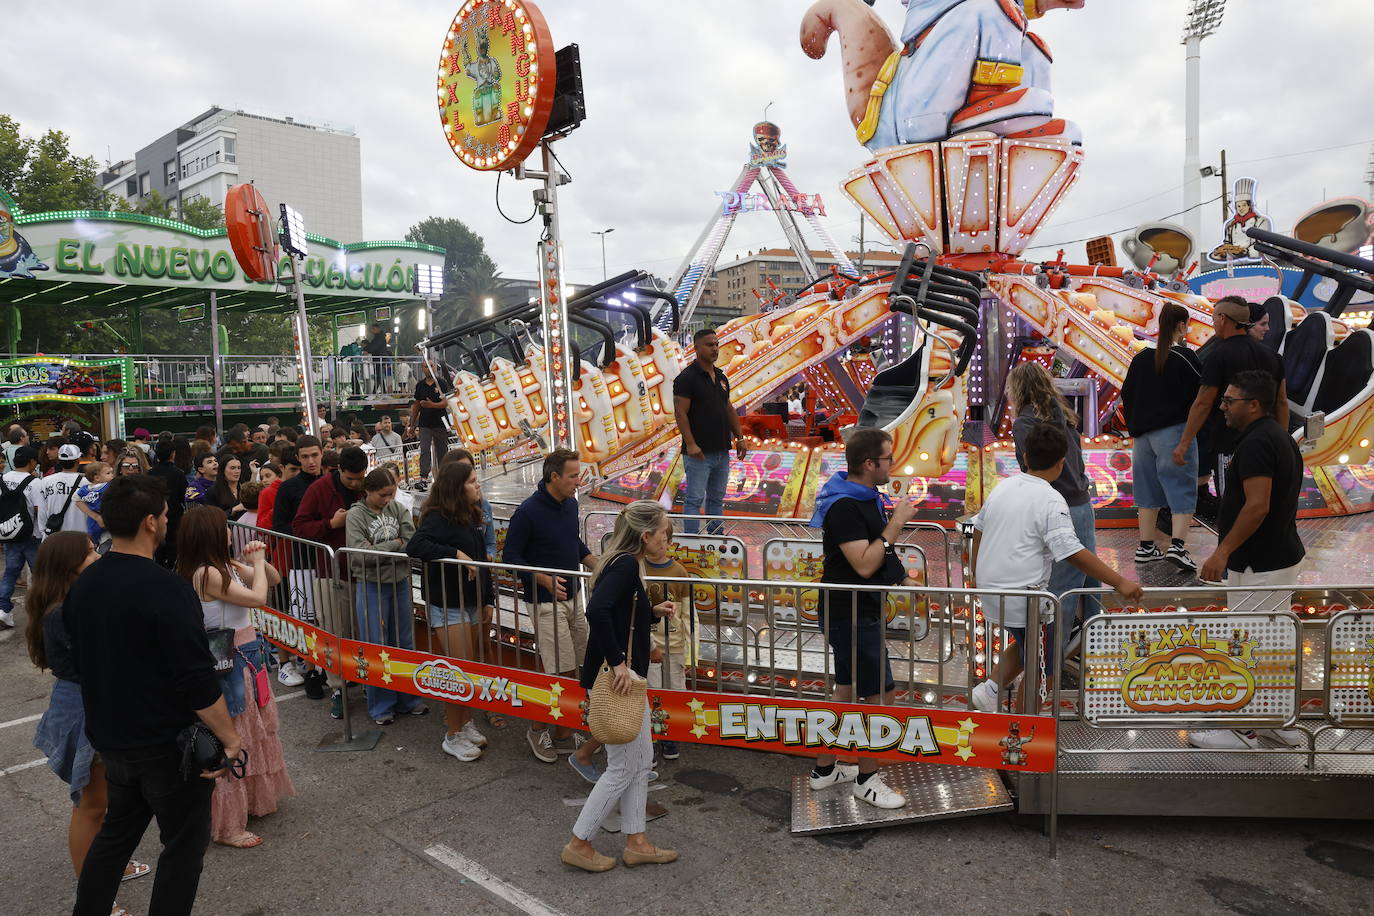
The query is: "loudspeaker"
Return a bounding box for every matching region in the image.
[545,44,585,137]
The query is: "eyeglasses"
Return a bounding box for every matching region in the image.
[119,464,140,470]
[1218,396,1258,407]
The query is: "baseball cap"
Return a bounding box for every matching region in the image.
[1213,299,1253,327]
[58,444,82,461]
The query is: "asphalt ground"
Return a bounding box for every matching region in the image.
[4,595,1374,916]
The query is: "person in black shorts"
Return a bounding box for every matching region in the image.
[805,428,914,810]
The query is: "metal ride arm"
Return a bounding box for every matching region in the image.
[1247,226,1374,318]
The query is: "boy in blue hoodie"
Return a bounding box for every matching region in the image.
[805,428,916,812]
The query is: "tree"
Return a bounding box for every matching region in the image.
[113,189,175,219]
[404,216,501,330]
[9,123,106,212]
[180,196,224,230]
[0,116,30,196]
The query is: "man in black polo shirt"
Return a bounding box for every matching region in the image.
[672,329,746,534]
[407,360,449,485]
[1191,370,1305,751]
[67,475,241,915]
[806,428,915,810]
[1173,296,1289,519]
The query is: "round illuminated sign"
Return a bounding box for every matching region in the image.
[224,184,278,284]
[437,0,556,172]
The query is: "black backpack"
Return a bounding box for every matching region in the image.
[0,474,36,542]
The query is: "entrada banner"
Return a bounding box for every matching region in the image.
[252,603,1055,773]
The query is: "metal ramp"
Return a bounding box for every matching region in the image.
[790,763,1012,835]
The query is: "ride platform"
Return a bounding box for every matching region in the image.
[790,763,1012,836]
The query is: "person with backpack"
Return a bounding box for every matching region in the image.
[37,443,85,537]
[0,444,43,628]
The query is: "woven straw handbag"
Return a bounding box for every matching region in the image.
[587,570,647,745]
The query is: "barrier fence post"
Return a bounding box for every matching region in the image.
[316,546,381,753]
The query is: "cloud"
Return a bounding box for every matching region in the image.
[7,0,1372,286]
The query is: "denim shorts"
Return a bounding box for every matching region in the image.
[1132,423,1198,514]
[427,603,482,628]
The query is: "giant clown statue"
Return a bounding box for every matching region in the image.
[802,0,1088,148]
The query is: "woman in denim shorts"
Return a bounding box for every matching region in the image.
[407,461,494,763]
[1120,302,1203,571]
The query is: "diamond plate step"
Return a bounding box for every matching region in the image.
[790,763,1012,835]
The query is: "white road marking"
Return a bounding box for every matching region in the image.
[0,713,42,731]
[0,689,306,779]
[424,843,568,916]
[0,757,46,777]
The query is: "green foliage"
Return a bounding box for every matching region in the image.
[404,216,501,330]
[1,117,107,212]
[180,196,225,230]
[112,189,175,218]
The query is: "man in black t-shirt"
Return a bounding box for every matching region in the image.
[1199,371,1305,596]
[1191,371,1306,752]
[146,439,188,569]
[1173,297,1288,517]
[363,322,391,393]
[407,361,449,482]
[672,329,746,534]
[806,428,915,811]
[67,475,242,915]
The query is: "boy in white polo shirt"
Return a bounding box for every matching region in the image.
[970,422,1143,712]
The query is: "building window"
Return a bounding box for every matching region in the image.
[223,138,236,163]
[125,178,138,198]
[164,159,177,184]
[138,172,150,196]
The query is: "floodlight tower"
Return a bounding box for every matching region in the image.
[1182,0,1228,242]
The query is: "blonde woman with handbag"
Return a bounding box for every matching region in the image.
[561,500,678,872]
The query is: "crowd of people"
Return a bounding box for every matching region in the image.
[2,298,1312,905]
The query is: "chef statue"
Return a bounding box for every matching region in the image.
[1210,177,1273,262]
[801,0,1089,149]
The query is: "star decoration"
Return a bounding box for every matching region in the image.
[954,745,976,761]
[690,723,708,739]
[957,718,978,734]
[306,633,320,662]
[549,706,563,720]
[687,698,705,713]
[549,683,564,699]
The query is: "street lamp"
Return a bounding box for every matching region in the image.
[483,296,495,317]
[592,227,615,280]
[1181,0,1228,242]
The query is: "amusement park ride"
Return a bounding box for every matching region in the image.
[390,0,1374,838]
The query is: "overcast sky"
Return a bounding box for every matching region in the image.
[9,0,1373,285]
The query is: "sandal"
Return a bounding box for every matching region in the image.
[486,711,508,729]
[215,832,263,849]
[121,860,150,882]
[111,904,131,916]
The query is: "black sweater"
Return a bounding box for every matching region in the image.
[579,554,652,689]
[1120,345,1202,437]
[272,469,320,534]
[406,512,494,609]
[65,552,221,751]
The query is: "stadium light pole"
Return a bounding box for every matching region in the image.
[1182,0,1228,242]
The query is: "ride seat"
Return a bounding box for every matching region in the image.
[1313,328,1374,416]
[1281,312,1335,411]
[1261,296,1294,351]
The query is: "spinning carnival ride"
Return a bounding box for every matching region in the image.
[425,0,1374,523]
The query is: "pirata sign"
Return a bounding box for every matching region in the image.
[253,603,1054,773]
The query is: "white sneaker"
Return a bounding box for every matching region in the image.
[461,721,488,748]
[970,680,999,713]
[442,732,482,761]
[1187,729,1258,749]
[0,610,13,629]
[1255,728,1306,748]
[277,661,305,687]
[853,773,906,809]
[808,763,859,790]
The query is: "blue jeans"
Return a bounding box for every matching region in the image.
[1132,423,1198,513]
[682,451,730,534]
[1049,501,1101,633]
[354,581,422,721]
[0,537,40,613]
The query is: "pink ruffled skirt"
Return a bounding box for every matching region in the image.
[210,663,296,842]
